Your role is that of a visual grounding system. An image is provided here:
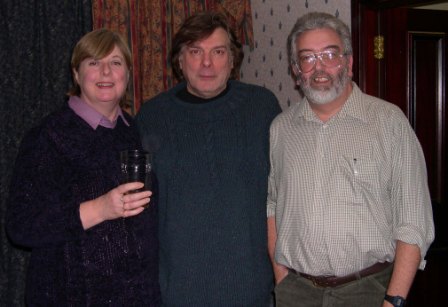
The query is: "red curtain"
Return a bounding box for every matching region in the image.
[92,0,254,114]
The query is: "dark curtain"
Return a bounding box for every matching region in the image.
[0,1,92,305]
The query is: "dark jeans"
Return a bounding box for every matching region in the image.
[274,265,393,307]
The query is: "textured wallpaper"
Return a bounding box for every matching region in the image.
[240,0,351,109]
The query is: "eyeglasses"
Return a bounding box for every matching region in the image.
[292,50,346,73]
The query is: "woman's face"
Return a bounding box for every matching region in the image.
[74,45,129,110]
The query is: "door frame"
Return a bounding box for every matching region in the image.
[351,0,447,97]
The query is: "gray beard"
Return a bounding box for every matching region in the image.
[299,66,350,105]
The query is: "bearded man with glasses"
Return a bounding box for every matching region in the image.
[267,12,434,307]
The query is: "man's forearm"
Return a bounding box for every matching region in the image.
[267,216,288,284]
[383,240,421,306]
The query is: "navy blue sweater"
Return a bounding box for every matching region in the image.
[7,106,160,306]
[136,81,281,306]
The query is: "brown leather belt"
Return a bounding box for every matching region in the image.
[289,262,391,288]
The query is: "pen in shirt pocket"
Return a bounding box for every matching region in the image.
[353,158,359,175]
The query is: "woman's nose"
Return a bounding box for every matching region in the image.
[101,63,111,75]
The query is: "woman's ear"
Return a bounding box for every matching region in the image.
[73,69,79,84]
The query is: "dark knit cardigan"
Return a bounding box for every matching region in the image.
[6,106,160,306]
[136,80,281,307]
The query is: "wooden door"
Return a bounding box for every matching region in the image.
[352,1,448,306]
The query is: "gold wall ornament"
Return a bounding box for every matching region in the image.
[374,35,384,60]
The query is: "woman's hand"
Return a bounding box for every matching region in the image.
[80,182,152,230]
[100,182,151,220]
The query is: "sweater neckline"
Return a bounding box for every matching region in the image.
[167,81,241,123]
[175,83,231,104]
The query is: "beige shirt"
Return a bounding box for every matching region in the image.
[267,83,434,276]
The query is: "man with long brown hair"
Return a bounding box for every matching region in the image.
[137,11,281,306]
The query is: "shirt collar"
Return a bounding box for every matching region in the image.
[293,82,367,124]
[68,96,130,129]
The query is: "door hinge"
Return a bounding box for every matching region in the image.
[374,35,384,59]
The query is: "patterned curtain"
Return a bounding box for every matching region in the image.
[92,0,254,114]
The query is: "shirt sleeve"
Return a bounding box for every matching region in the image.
[390,111,435,269]
[267,120,279,218]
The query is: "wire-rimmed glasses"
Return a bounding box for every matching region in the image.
[292,50,346,73]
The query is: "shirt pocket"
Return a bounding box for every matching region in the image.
[337,156,380,205]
